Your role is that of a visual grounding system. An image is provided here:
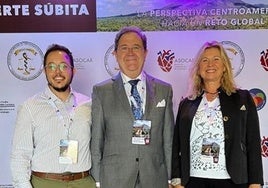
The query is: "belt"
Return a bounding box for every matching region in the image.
[32,171,89,182]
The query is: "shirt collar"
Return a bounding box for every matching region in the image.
[44,85,74,102]
[120,72,146,85]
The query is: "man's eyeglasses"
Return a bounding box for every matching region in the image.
[117,45,143,53]
[45,63,73,72]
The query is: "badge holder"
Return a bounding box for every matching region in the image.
[132,120,151,145]
[59,139,78,164]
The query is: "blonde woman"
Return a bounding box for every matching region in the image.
[171,41,263,188]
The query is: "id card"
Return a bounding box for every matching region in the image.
[59,139,78,164]
[132,120,151,145]
[201,138,220,163]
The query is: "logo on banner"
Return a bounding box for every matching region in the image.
[74,57,93,70]
[7,41,44,81]
[221,41,245,77]
[261,136,268,158]
[157,50,175,72]
[249,88,266,111]
[260,49,268,71]
[104,44,119,77]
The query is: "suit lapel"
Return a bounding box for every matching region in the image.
[187,97,202,134]
[144,75,155,119]
[112,73,156,120]
[113,74,135,119]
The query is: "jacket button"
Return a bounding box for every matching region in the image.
[223,116,229,121]
[136,158,139,162]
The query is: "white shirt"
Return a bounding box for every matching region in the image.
[121,72,146,111]
[10,86,92,188]
[190,95,230,179]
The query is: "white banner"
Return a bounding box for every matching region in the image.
[1,30,267,187]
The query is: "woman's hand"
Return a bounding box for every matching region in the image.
[173,185,184,188]
[248,184,261,188]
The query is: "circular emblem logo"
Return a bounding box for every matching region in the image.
[7,41,44,81]
[249,88,266,111]
[221,41,245,77]
[104,44,119,77]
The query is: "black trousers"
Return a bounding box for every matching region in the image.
[186,177,248,188]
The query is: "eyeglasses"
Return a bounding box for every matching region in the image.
[45,63,73,72]
[117,45,143,53]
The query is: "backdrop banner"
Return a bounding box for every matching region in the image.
[1,30,268,187]
[97,0,268,31]
[0,0,267,187]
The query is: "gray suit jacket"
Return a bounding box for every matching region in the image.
[90,73,174,188]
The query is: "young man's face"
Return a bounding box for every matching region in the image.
[44,50,75,93]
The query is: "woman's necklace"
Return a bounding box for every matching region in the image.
[204,90,219,101]
[204,90,218,95]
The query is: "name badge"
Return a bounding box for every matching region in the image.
[132,120,151,145]
[59,139,78,164]
[201,138,220,163]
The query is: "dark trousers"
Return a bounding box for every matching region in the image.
[186,177,248,188]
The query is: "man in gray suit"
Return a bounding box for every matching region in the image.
[90,26,174,188]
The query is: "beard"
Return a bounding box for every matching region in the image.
[48,82,70,92]
[46,74,73,92]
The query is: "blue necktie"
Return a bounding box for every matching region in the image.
[129,79,143,120]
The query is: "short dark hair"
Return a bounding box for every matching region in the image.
[114,26,147,51]
[43,44,74,67]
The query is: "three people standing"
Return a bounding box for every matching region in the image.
[11,30,263,188]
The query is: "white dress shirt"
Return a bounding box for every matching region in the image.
[121,72,146,111]
[10,86,92,188]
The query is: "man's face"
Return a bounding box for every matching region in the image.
[113,32,148,78]
[44,50,74,93]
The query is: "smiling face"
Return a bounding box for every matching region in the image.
[113,32,148,79]
[44,50,75,95]
[198,47,226,85]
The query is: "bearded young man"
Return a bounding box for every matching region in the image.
[11,44,96,188]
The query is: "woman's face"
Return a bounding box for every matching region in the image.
[198,47,226,84]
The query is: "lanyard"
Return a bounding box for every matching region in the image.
[47,95,76,140]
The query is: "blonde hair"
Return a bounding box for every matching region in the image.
[187,41,237,100]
